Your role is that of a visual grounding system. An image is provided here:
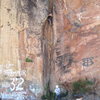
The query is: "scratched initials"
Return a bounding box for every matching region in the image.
[82,57,94,67]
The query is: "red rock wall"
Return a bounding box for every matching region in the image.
[53,0,100,86]
[0,0,100,99]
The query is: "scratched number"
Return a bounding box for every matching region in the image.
[16,77,24,91]
[10,78,16,91]
[10,77,24,91]
[82,57,94,67]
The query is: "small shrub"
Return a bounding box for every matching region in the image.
[25,58,33,62]
[60,91,68,98]
[72,79,94,95]
[41,82,55,100]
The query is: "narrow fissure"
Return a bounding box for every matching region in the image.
[42,0,54,89]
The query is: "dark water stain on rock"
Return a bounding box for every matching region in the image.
[28,0,37,8]
[20,0,37,18]
[56,53,74,69]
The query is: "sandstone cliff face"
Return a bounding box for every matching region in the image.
[0,0,100,100]
[52,1,100,97]
[53,0,100,84]
[0,0,48,99]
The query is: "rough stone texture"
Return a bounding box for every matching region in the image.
[0,0,48,99]
[53,0,100,83]
[1,0,100,100]
[52,0,100,100]
[52,0,100,99]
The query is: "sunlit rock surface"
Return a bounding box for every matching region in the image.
[53,0,100,90]
[0,0,48,99]
[0,0,100,100]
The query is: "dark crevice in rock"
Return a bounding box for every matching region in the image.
[42,0,54,89]
[42,19,54,89]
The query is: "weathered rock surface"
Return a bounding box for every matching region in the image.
[0,0,48,99]
[0,0,100,100]
[53,0,100,85]
[52,0,100,99]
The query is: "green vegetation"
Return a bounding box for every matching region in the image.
[25,57,33,62]
[41,83,56,100]
[72,79,94,95]
[41,82,69,100]
[60,91,68,98]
